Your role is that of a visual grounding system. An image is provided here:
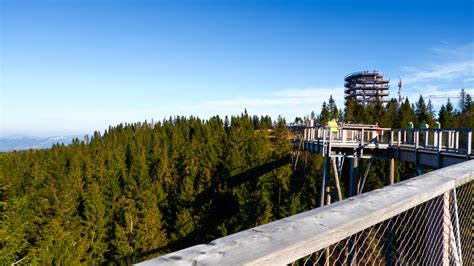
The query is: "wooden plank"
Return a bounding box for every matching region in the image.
[136,160,474,266]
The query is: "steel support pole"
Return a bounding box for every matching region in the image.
[349,157,360,197]
[319,154,330,207]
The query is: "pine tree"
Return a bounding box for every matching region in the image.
[383,99,398,128]
[319,102,331,125]
[344,97,358,123]
[415,95,428,126]
[80,181,108,263]
[415,95,436,127]
[438,99,455,128]
[271,117,292,218]
[328,95,339,119]
[398,98,416,127]
[427,99,436,118]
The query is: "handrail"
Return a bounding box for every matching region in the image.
[136,160,474,266]
[300,126,473,158]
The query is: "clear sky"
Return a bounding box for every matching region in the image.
[1,0,473,137]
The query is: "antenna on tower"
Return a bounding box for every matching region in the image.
[397,76,403,109]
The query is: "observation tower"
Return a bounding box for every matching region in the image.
[344,70,390,105]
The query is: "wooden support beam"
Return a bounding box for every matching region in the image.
[331,158,343,201]
[388,158,395,185]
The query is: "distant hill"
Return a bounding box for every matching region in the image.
[0,135,83,151]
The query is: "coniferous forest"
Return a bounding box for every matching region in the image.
[1,92,473,264]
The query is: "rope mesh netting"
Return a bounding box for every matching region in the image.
[291,181,473,266]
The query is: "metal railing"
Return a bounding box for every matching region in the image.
[291,179,473,265]
[394,128,473,157]
[302,126,473,158]
[303,126,396,149]
[136,160,473,266]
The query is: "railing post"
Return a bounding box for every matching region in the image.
[438,131,443,152]
[342,128,347,144]
[454,130,459,151]
[424,130,429,147]
[415,130,419,149]
[441,192,450,266]
[467,131,472,159]
[426,192,451,266]
[328,127,333,155]
[389,130,394,146]
[437,130,443,168]
[398,130,402,146]
[323,128,327,150]
[448,131,452,149]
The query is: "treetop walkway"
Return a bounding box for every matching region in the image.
[137,124,473,266]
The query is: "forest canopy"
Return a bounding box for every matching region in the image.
[1,91,472,264]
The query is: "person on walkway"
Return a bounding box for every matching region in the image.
[327,119,338,140]
[375,122,382,142]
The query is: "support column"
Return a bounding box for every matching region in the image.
[388,158,395,185]
[331,158,343,201]
[349,157,360,197]
[455,131,459,150]
[319,155,330,207]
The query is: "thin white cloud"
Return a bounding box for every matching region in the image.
[168,87,345,121]
[431,42,474,59]
[399,42,474,112]
[403,60,473,84]
[403,43,474,84]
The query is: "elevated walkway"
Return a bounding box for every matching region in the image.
[136,124,473,265]
[298,125,473,168]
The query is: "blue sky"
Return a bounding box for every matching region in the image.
[1,0,473,136]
